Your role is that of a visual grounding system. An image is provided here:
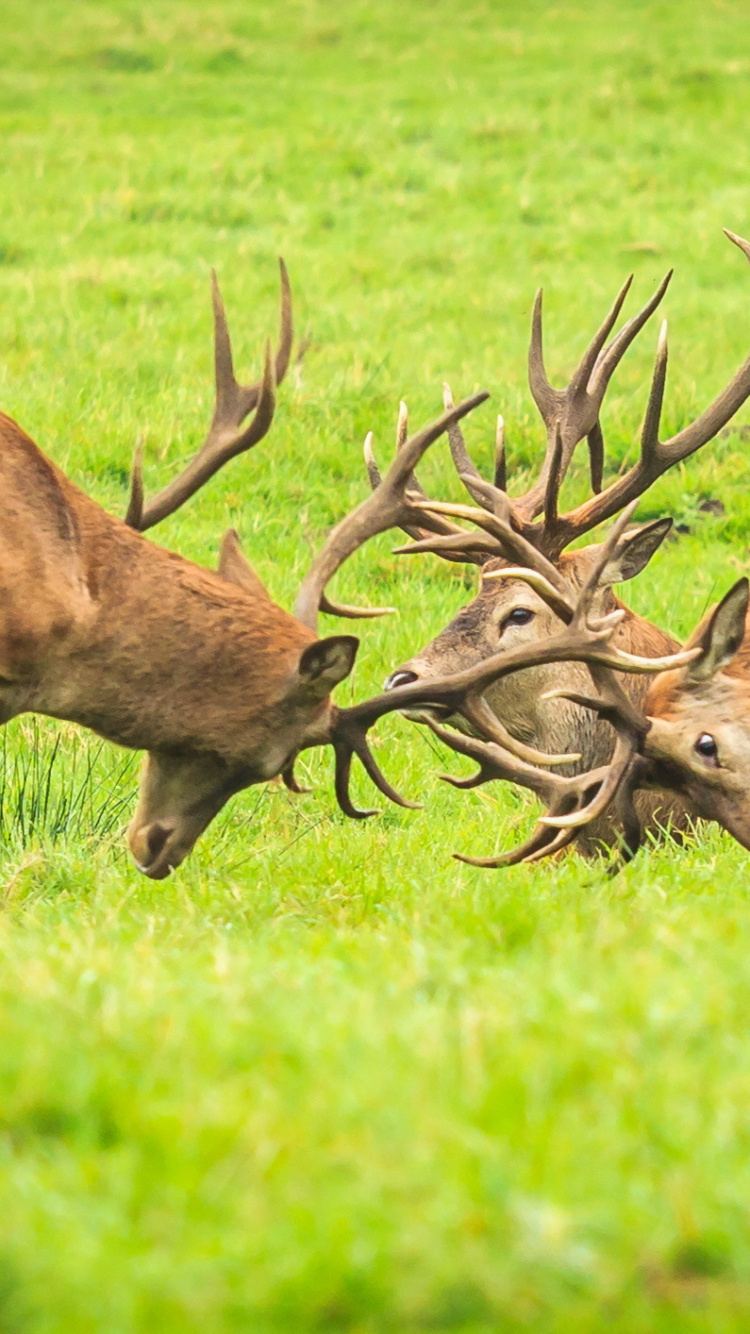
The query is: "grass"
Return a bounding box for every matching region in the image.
[3,0,750,1327]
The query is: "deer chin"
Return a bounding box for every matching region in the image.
[127,817,199,879]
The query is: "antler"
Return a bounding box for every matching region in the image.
[547,229,750,547]
[325,503,697,820]
[363,401,484,565]
[293,391,490,633]
[400,231,750,565]
[125,258,295,533]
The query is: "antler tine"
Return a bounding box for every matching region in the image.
[575,499,640,621]
[441,384,483,482]
[272,256,295,390]
[543,425,564,534]
[392,530,508,565]
[588,269,672,397]
[520,270,671,530]
[363,411,473,560]
[396,400,426,499]
[124,437,144,530]
[455,823,578,868]
[428,719,570,799]
[442,383,514,524]
[405,498,568,592]
[640,319,669,463]
[331,719,423,820]
[587,421,604,494]
[294,390,490,632]
[494,415,507,490]
[426,718,612,866]
[126,259,295,533]
[528,288,556,424]
[527,275,632,447]
[570,273,634,397]
[209,258,294,422]
[551,230,750,547]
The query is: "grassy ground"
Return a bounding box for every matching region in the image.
[3,0,750,1328]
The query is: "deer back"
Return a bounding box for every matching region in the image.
[0,413,97,690]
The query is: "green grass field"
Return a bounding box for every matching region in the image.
[4,0,750,1328]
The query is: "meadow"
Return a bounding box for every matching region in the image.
[3,0,750,1328]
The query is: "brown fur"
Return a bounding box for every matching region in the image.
[389,546,694,852]
[0,413,354,877]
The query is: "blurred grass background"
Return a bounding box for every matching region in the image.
[2,0,750,1328]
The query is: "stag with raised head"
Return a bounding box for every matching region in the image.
[374,230,750,850]
[417,510,750,867]
[0,260,500,877]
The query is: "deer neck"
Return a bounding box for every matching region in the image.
[12,475,315,759]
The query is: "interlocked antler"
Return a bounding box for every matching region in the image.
[326,503,696,819]
[125,259,295,533]
[293,392,490,632]
[427,503,700,865]
[394,230,750,566]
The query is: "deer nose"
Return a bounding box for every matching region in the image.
[385,668,419,690]
[128,819,180,879]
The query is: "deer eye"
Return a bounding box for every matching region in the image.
[501,608,535,632]
[694,733,719,766]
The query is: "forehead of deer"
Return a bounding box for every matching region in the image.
[479,550,588,592]
[648,667,746,721]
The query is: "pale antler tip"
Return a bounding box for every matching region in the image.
[482,567,525,582]
[724,228,750,263]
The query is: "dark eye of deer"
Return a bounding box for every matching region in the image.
[694,733,719,766]
[501,608,534,632]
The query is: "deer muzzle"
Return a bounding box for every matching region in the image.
[127,817,190,879]
[384,667,454,721]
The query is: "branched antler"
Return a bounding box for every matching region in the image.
[363,401,484,565]
[293,391,490,633]
[126,258,295,532]
[390,231,750,566]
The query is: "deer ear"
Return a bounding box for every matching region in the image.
[217,529,270,599]
[598,518,673,586]
[684,577,749,683]
[297,636,359,699]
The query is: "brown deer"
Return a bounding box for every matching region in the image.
[0,260,496,877]
[374,230,750,850]
[412,510,750,867]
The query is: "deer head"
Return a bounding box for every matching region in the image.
[636,578,750,849]
[424,521,750,867]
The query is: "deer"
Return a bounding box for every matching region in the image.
[0,258,510,878]
[369,229,750,852]
[405,506,750,868]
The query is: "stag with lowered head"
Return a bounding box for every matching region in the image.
[0,260,500,877]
